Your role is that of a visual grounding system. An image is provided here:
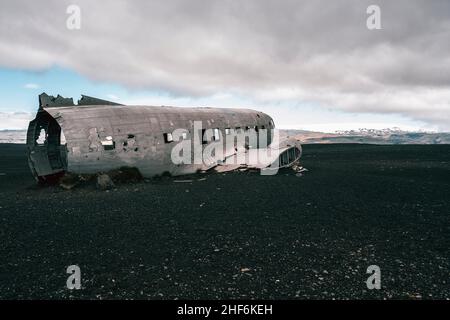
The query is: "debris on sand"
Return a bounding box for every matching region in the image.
[174,180,193,183]
[107,167,143,184]
[96,174,115,190]
[59,173,82,190]
[58,166,143,190]
[292,162,308,176]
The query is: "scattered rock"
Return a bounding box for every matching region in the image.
[59,173,81,190]
[107,166,143,184]
[292,162,308,175]
[97,174,115,190]
[58,167,141,191]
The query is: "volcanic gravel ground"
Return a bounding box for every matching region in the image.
[0,143,449,299]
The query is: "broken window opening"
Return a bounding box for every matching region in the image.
[101,136,115,151]
[123,134,137,151]
[213,128,220,141]
[164,133,173,143]
[225,128,231,135]
[36,128,47,145]
[201,129,208,145]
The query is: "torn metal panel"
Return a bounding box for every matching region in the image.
[39,93,74,108]
[27,93,301,181]
[78,95,124,106]
[215,137,302,173]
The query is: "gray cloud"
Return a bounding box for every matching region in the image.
[0,0,449,129]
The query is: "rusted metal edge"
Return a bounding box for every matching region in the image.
[38,92,123,109]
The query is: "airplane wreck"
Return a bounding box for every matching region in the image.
[27,93,302,183]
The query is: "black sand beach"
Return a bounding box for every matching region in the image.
[0,143,449,299]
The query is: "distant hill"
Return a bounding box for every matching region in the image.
[0,130,27,144]
[1,128,450,144]
[282,128,450,144]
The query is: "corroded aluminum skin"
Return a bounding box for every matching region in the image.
[42,104,274,177]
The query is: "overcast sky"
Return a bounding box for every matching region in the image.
[0,0,449,131]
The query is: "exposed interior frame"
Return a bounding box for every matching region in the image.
[26,110,68,182]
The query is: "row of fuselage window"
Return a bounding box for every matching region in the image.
[163,125,268,144]
[99,125,270,151]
